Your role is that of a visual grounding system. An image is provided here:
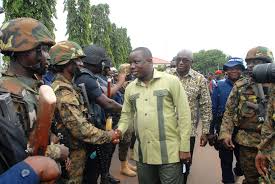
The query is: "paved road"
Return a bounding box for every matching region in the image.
[110,137,224,184]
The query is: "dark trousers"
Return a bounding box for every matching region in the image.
[83,143,115,184]
[137,162,183,184]
[219,142,243,183]
[183,136,196,184]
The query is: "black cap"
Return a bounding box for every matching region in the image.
[82,45,108,65]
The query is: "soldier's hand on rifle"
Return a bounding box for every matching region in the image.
[200,134,208,147]
[24,156,61,182]
[179,151,191,164]
[255,152,268,176]
[58,144,69,161]
[223,137,235,150]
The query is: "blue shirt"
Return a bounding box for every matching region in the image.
[0,161,39,184]
[211,78,234,118]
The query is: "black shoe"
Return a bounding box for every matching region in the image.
[107,174,120,184]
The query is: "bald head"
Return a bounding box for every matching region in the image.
[176,49,193,61]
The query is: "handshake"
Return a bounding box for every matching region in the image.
[108,129,122,144]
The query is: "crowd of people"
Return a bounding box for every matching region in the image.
[0,17,275,184]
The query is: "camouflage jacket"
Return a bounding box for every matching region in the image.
[0,72,61,159]
[258,84,275,155]
[219,77,268,147]
[169,68,212,136]
[51,74,111,150]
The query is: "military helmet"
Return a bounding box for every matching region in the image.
[245,46,274,63]
[49,40,85,65]
[0,18,55,54]
[82,45,108,65]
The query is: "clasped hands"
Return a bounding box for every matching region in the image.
[108,129,122,144]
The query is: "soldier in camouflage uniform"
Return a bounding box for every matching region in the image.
[49,40,119,184]
[169,49,212,184]
[0,18,68,165]
[219,46,274,184]
[256,84,275,184]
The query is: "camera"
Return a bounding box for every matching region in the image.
[252,63,275,83]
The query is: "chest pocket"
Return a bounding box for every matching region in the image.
[238,90,257,118]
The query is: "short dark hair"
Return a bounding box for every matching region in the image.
[132,47,152,59]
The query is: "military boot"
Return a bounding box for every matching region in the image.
[129,149,134,160]
[120,161,136,177]
[127,162,137,172]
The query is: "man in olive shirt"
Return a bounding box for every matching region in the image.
[116,47,192,184]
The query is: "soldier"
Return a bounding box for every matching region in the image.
[74,44,123,184]
[49,40,119,183]
[219,46,274,184]
[255,84,275,183]
[169,49,212,184]
[0,18,68,169]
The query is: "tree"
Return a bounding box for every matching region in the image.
[3,0,57,36]
[64,0,91,46]
[110,23,132,67]
[90,3,114,62]
[193,49,229,74]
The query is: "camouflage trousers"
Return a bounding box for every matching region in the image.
[239,145,260,184]
[118,126,134,161]
[67,148,87,184]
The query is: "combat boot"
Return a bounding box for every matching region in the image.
[129,148,134,160]
[127,162,137,171]
[120,161,136,177]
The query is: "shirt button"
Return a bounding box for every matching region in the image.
[145,99,148,101]
[21,169,30,177]
[145,113,147,116]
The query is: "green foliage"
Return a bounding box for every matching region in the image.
[193,49,229,74]
[155,65,167,72]
[64,0,91,46]
[3,0,57,36]
[110,24,132,67]
[90,3,114,62]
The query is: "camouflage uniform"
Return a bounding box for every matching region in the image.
[169,68,212,136]
[50,41,112,184]
[219,46,274,184]
[0,18,61,160]
[257,84,275,183]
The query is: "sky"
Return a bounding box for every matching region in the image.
[1,0,275,62]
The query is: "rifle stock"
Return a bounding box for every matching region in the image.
[28,85,56,155]
[105,78,113,131]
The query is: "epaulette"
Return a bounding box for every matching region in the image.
[235,78,249,88]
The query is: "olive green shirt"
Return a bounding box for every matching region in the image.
[118,70,191,164]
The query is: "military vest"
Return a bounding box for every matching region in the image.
[235,78,268,132]
[0,73,39,137]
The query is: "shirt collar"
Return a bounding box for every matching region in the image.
[136,69,162,86]
[176,68,195,79]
